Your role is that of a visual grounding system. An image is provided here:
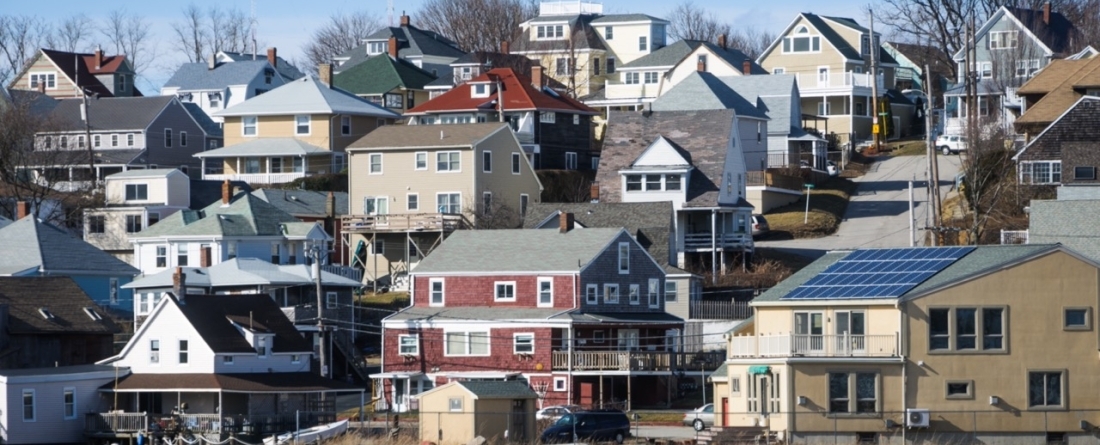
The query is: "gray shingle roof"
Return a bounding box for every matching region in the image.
[182,102,223,137]
[163,61,273,90]
[106,169,184,179]
[386,306,568,322]
[522,202,676,268]
[193,138,331,158]
[214,76,400,118]
[131,192,303,238]
[1030,199,1100,261]
[0,277,121,335]
[123,258,361,289]
[348,123,508,150]
[654,73,801,138]
[590,13,667,23]
[620,41,765,74]
[457,380,539,399]
[48,96,174,132]
[651,72,769,120]
[0,217,139,276]
[361,26,465,59]
[252,189,349,217]
[709,363,728,379]
[411,228,627,274]
[217,51,305,81]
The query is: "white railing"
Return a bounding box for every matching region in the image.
[322,264,363,282]
[683,232,752,250]
[1000,230,1029,245]
[728,333,899,358]
[203,172,307,184]
[797,72,884,91]
[540,0,603,16]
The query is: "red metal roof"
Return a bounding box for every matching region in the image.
[406,68,597,116]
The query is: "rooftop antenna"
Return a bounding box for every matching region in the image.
[250,0,258,60]
[388,0,395,26]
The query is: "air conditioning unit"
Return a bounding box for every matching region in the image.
[906,408,930,428]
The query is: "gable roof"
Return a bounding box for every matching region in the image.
[123,257,361,289]
[21,49,142,97]
[1015,96,1100,161]
[213,76,400,118]
[0,277,121,335]
[216,51,305,81]
[130,192,309,239]
[521,202,680,271]
[173,293,312,353]
[362,25,465,58]
[252,189,349,217]
[410,228,631,274]
[1015,58,1100,129]
[182,102,223,137]
[46,96,175,132]
[406,68,598,116]
[513,14,607,53]
[163,61,277,91]
[621,40,766,74]
[1005,6,1078,55]
[651,72,769,119]
[334,55,438,96]
[347,122,510,150]
[0,217,139,276]
[761,13,894,65]
[454,380,539,399]
[883,41,952,73]
[106,168,185,180]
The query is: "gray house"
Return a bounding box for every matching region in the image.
[162,48,303,125]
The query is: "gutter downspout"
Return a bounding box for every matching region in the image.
[898,300,907,445]
[711,210,717,284]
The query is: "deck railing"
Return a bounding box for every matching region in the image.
[85,412,336,435]
[341,213,471,233]
[728,333,900,358]
[683,232,752,250]
[86,412,147,433]
[689,300,752,320]
[551,350,724,371]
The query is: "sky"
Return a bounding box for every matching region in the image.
[6,0,872,93]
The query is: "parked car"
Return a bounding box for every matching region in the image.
[536,405,580,422]
[751,214,770,238]
[826,160,839,176]
[540,409,630,444]
[936,134,967,155]
[682,403,715,431]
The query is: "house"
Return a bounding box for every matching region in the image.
[161,48,303,124]
[0,277,120,369]
[0,205,139,313]
[31,95,219,189]
[333,47,437,114]
[215,50,305,81]
[333,14,465,76]
[7,48,140,98]
[128,183,330,276]
[84,169,192,263]
[882,42,952,97]
[417,381,538,445]
[511,1,670,97]
[86,283,363,443]
[583,38,766,111]
[714,244,1100,445]
[423,45,537,97]
[252,189,350,265]
[0,365,121,445]
[1014,56,1100,140]
[1013,96,1100,186]
[757,13,912,144]
[199,70,400,184]
[596,109,755,276]
[374,224,691,413]
[406,67,599,170]
[943,4,1080,137]
[343,123,543,289]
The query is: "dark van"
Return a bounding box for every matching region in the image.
[540,409,630,444]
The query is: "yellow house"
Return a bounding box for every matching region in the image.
[201,71,400,184]
[417,380,538,445]
[714,244,1100,444]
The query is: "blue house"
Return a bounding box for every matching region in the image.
[0,215,139,314]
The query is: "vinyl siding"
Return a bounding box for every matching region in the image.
[1,375,117,444]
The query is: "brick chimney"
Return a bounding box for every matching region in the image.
[36,81,44,94]
[589,182,600,203]
[559,212,575,233]
[221,179,231,205]
[531,65,544,89]
[1043,2,1051,24]
[718,34,727,49]
[200,246,212,268]
[388,36,399,59]
[172,267,187,297]
[94,46,103,70]
[501,41,510,54]
[267,48,277,68]
[697,58,706,72]
[15,202,29,220]
[400,13,410,27]
[318,63,333,88]
[743,60,752,75]
[326,191,336,218]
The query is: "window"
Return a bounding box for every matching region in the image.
[538,278,553,307]
[605,26,613,39]
[341,116,351,135]
[946,380,973,399]
[256,336,268,356]
[125,215,142,233]
[593,57,601,75]
[536,25,564,39]
[648,279,659,307]
[979,62,993,79]
[644,72,659,84]
[407,193,419,211]
[150,339,160,363]
[407,90,415,108]
[22,389,34,422]
[369,153,382,174]
[88,215,105,234]
[223,355,234,365]
[607,57,616,74]
[242,116,257,136]
[586,284,598,304]
[639,36,647,51]
[628,284,640,305]
[295,115,310,135]
[626,174,642,191]
[1075,166,1096,180]
[604,284,619,304]
[1028,371,1064,408]
[565,152,577,170]
[77,135,85,148]
[645,174,662,191]
[593,331,606,343]
[164,129,173,147]
[177,244,189,266]
[399,335,418,355]
[436,151,460,171]
[665,281,677,302]
[666,174,681,190]
[495,281,516,301]
[156,246,167,268]
[449,397,463,411]
[264,69,273,84]
[514,333,535,354]
[624,72,640,84]
[554,377,567,391]
[93,135,101,147]
[989,30,1018,49]
[63,387,76,419]
[126,184,148,201]
[512,153,521,174]
[59,136,68,149]
[415,152,427,170]
[437,192,461,213]
[472,84,489,97]
[817,101,830,116]
[482,150,492,173]
[29,72,56,89]
[783,26,821,53]
[1065,308,1091,330]
[384,93,403,108]
[291,354,301,364]
[326,292,338,309]
[618,242,630,273]
[1016,59,1040,77]
[209,92,221,108]
[180,131,188,147]
[829,372,877,414]
[1020,161,1062,184]
[368,41,388,55]
[430,279,445,306]
[540,112,556,124]
[445,331,490,356]
[520,194,529,217]
[179,340,189,364]
[929,307,1006,352]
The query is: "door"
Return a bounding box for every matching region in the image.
[835,311,866,355]
[721,397,729,427]
[510,400,526,441]
[393,378,407,412]
[817,67,829,87]
[618,329,639,351]
[794,312,824,353]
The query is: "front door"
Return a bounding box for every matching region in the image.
[835,311,866,355]
[794,312,824,353]
[721,397,729,427]
[393,378,407,412]
[510,400,526,441]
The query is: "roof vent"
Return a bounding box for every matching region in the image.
[83,307,103,321]
[38,308,55,320]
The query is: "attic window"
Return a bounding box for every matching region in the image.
[83,307,103,321]
[472,84,491,98]
[38,308,55,320]
[264,69,274,84]
[368,41,389,55]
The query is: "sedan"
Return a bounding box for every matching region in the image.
[751,214,770,238]
[682,403,714,431]
[536,405,580,422]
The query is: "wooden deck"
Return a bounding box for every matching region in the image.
[341,213,471,234]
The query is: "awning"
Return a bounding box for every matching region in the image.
[748,365,771,375]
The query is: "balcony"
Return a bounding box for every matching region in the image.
[341,213,471,234]
[796,72,884,93]
[203,172,307,184]
[728,333,899,358]
[603,82,661,102]
[551,350,725,372]
[683,232,752,251]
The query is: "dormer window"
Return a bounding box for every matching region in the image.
[263,69,274,84]
[783,26,820,53]
[624,173,683,192]
[536,25,565,40]
[256,336,268,357]
[471,83,492,98]
[860,34,880,56]
[368,41,389,55]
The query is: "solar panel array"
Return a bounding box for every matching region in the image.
[782,246,975,300]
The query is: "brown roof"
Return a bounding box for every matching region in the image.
[0,277,120,335]
[1018,59,1094,94]
[173,294,311,354]
[347,122,509,150]
[1016,57,1100,129]
[106,372,362,393]
[35,49,141,98]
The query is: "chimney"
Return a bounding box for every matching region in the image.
[172,267,187,297]
[207,54,216,70]
[221,179,231,205]
[94,45,103,70]
[326,191,336,218]
[15,202,29,220]
[200,246,212,268]
[531,65,544,89]
[1043,2,1051,25]
[743,59,752,75]
[318,63,333,88]
[697,59,706,72]
[36,81,45,94]
[388,36,399,59]
[400,13,410,27]
[589,182,600,203]
[559,212,575,233]
[501,41,510,54]
[718,34,727,49]
[267,48,277,68]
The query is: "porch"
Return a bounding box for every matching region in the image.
[341,213,472,233]
[195,138,334,185]
[795,71,883,93]
[680,209,753,252]
[727,333,900,358]
[551,350,725,372]
[84,411,328,437]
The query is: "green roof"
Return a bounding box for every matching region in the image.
[334,55,437,96]
[458,380,538,399]
[132,192,302,238]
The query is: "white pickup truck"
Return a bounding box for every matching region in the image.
[936,134,967,155]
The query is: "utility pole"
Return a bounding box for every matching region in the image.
[925,63,940,246]
[869,8,880,151]
[310,245,328,379]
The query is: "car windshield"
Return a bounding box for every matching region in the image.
[556,414,576,426]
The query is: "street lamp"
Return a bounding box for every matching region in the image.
[306,241,328,379]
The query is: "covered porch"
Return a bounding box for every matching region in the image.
[678,207,754,278]
[196,138,334,184]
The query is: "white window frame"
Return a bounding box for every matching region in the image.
[414,152,427,170]
[989,30,1018,50]
[628,284,640,305]
[436,151,461,172]
[482,150,492,173]
[537,277,554,307]
[618,242,630,273]
[604,284,619,304]
[407,193,419,211]
[63,387,76,420]
[648,278,660,308]
[326,291,338,309]
[223,355,234,365]
[513,333,535,354]
[341,116,351,135]
[665,281,677,302]
[979,62,993,79]
[179,339,189,365]
[638,35,647,51]
[256,336,268,357]
[295,114,311,135]
[149,339,160,364]
[1016,59,1040,78]
[782,27,821,54]
[429,278,445,306]
[369,153,383,174]
[586,283,598,304]
[444,331,491,357]
[494,281,516,302]
[540,112,556,124]
[449,397,463,411]
[565,152,577,170]
[22,389,35,422]
[29,72,56,90]
[512,152,522,174]
[399,334,419,355]
[625,72,639,84]
[242,116,258,136]
[436,192,461,214]
[553,377,567,391]
[643,72,659,84]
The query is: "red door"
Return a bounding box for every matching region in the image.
[722,397,730,427]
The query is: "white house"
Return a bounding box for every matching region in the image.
[161,48,304,124]
[85,169,191,263]
[0,365,121,445]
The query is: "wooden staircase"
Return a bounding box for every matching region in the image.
[334,330,371,382]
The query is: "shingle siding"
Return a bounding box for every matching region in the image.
[579,231,665,312]
[1019,98,1100,163]
[535,113,596,169]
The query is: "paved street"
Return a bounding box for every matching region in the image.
[757,154,962,258]
[634,424,698,440]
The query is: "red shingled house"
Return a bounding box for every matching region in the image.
[405,67,599,170]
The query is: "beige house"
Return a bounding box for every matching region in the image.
[84,169,191,263]
[200,69,399,184]
[417,381,538,445]
[343,123,543,288]
[713,244,1100,445]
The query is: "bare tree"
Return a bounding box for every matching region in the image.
[302,11,381,68]
[468,200,524,229]
[0,15,48,86]
[100,9,155,75]
[666,1,730,42]
[209,7,252,54]
[525,27,595,98]
[725,27,777,59]
[1060,0,1100,48]
[416,0,538,53]
[171,4,208,63]
[48,14,94,53]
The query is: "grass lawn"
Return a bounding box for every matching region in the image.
[887,140,928,157]
[357,291,409,307]
[765,177,857,238]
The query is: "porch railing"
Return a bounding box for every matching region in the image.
[683,232,752,250]
[341,213,471,233]
[746,170,804,191]
[796,72,884,91]
[689,300,752,320]
[551,350,724,371]
[728,333,900,358]
[203,172,307,184]
[85,412,336,435]
[86,412,147,433]
[322,265,363,282]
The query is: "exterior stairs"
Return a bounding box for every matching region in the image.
[334,330,371,382]
[694,426,775,445]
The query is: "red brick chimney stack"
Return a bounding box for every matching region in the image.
[589,182,600,203]
[267,48,277,68]
[388,36,399,59]
[94,46,103,70]
[221,179,231,205]
[743,60,752,75]
[400,13,410,27]
[200,246,212,268]
[318,63,333,88]
[501,41,510,54]
[172,267,187,297]
[718,34,727,49]
[531,65,544,89]
[1043,2,1051,24]
[697,59,706,72]
[559,212,575,233]
[15,202,29,220]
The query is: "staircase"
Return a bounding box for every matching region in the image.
[333,330,371,382]
[694,426,775,445]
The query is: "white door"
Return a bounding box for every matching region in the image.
[817,67,829,87]
[835,311,866,355]
[618,329,639,351]
[794,312,824,353]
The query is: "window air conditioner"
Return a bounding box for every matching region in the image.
[906,408,930,428]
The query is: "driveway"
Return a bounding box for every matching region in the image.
[757,154,962,258]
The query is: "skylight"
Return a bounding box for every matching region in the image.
[38,308,55,320]
[83,307,103,321]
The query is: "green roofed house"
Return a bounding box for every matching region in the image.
[334,53,438,114]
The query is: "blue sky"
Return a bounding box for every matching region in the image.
[7,0,871,92]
